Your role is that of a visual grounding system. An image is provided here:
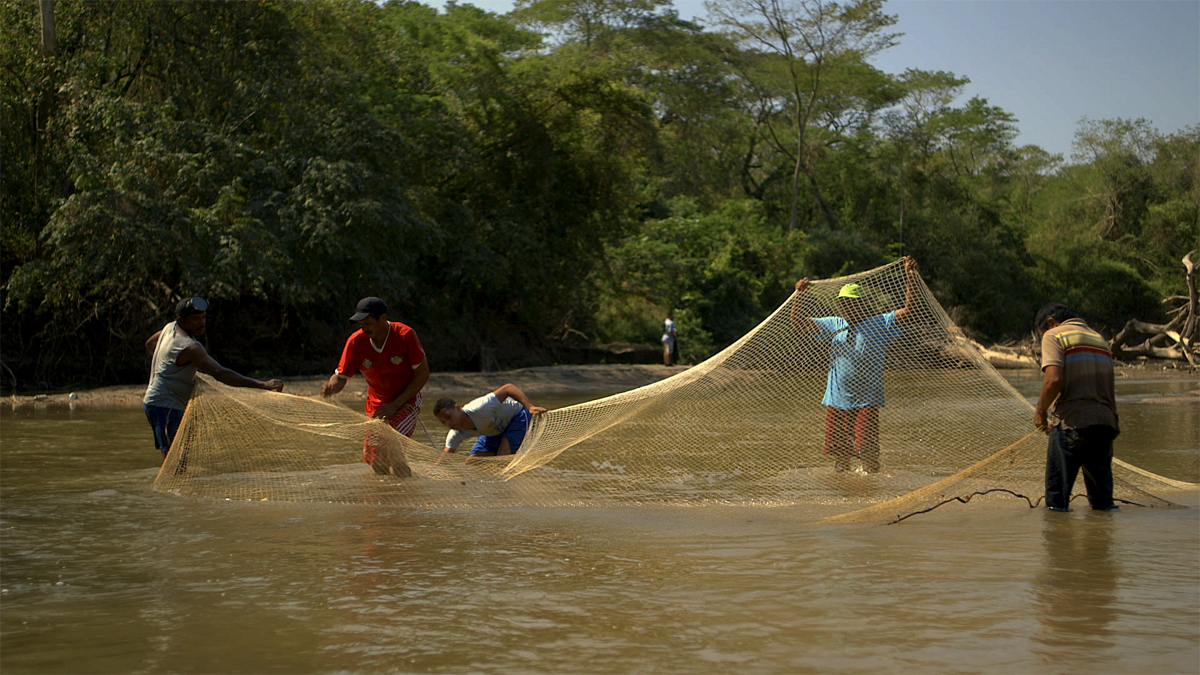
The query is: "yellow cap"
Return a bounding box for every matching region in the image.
[837,283,865,299]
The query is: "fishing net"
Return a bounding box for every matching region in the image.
[153,260,1195,522]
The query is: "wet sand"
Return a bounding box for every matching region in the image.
[8,360,1196,412]
[7,364,690,411]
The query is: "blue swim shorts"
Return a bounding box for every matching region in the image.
[144,404,184,454]
[468,408,531,455]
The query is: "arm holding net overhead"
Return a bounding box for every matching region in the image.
[790,278,819,333]
[892,256,920,326]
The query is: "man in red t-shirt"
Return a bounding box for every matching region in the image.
[321,297,429,474]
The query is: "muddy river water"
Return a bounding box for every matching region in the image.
[1,370,1196,674]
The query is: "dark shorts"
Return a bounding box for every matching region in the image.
[144,404,184,455]
[469,408,532,455]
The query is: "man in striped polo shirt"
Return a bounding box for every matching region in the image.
[1033,303,1120,512]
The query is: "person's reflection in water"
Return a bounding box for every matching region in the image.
[1032,511,1120,664]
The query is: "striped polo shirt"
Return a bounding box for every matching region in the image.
[1040,318,1119,431]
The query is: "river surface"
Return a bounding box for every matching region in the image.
[2,371,1197,674]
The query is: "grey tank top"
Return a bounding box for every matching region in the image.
[143,322,200,410]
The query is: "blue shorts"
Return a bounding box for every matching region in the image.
[144,404,184,454]
[468,408,531,455]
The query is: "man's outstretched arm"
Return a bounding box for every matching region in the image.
[181,344,284,391]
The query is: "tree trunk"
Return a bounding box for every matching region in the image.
[1181,250,1198,345]
[1110,250,1198,366]
[803,158,839,230]
[35,0,57,191]
[788,139,803,232]
[40,0,57,57]
[789,139,838,232]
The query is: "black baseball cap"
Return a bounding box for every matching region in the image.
[175,296,209,318]
[349,297,387,322]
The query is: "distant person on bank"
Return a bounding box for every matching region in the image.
[791,256,920,473]
[143,297,284,461]
[434,384,547,462]
[1033,303,1120,512]
[663,311,678,366]
[322,297,429,475]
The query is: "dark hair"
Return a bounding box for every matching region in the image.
[1034,303,1074,331]
[433,398,457,416]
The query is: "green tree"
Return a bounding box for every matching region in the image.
[705,0,901,231]
[871,77,1040,337]
[2,0,447,384]
[1024,119,1198,325]
[593,198,809,360]
[379,0,660,365]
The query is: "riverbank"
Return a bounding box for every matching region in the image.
[6,360,1195,412]
[5,364,689,411]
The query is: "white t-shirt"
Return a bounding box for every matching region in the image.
[444,392,525,450]
[662,318,676,344]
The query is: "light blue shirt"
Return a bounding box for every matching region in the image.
[813,311,900,409]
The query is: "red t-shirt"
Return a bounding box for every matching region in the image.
[336,321,426,416]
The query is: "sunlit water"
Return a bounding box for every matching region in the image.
[2,373,1197,674]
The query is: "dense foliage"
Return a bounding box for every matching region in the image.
[2,0,1197,389]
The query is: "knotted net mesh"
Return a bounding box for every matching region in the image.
[153,260,1194,522]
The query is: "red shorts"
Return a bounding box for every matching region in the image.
[364,393,422,465]
[824,406,880,471]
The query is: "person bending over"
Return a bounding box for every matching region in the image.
[791,256,919,473]
[434,384,547,461]
[144,296,284,461]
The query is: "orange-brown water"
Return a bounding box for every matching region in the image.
[1,373,1196,674]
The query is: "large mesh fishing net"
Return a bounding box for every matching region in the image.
[154,260,1195,522]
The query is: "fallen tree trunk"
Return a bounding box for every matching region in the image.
[970,339,1039,369]
[1112,340,1189,360]
[1110,250,1198,366]
[1182,249,1198,348]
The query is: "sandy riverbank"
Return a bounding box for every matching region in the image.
[5,361,1195,412]
[5,364,689,411]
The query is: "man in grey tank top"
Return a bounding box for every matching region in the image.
[143,297,284,461]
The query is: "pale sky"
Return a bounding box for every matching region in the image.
[432,0,1200,159]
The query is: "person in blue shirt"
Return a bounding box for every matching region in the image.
[792,257,919,473]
